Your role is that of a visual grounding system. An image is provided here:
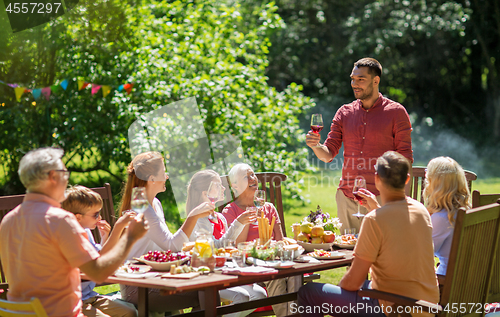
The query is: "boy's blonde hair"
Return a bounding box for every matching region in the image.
[423,157,470,224]
[62,185,103,215]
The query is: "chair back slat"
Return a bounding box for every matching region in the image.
[0,297,48,316]
[406,166,477,204]
[472,190,500,208]
[440,202,500,317]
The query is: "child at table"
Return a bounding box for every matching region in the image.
[186,170,266,317]
[62,185,138,317]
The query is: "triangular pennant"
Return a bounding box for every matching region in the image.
[123,83,134,94]
[14,87,26,101]
[101,85,112,98]
[60,79,69,90]
[117,84,124,92]
[50,85,61,95]
[78,80,90,90]
[91,84,102,95]
[8,83,18,88]
[32,88,42,100]
[41,87,51,100]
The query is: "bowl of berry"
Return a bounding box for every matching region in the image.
[136,250,190,271]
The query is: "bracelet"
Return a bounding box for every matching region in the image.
[312,143,322,148]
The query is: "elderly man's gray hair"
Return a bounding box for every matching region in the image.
[18,147,65,190]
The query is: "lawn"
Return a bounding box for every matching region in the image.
[96,171,500,295]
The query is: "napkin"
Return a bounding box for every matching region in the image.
[222,266,279,276]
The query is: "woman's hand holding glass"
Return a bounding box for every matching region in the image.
[238,208,258,225]
[189,201,215,219]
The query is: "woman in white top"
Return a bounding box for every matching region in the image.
[423,156,470,276]
[186,169,267,317]
[118,151,213,312]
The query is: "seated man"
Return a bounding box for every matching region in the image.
[0,147,148,317]
[297,151,439,317]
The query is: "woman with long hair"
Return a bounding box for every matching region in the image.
[186,169,266,317]
[119,151,213,312]
[423,156,470,276]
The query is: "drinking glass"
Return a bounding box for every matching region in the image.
[281,249,293,262]
[253,190,266,210]
[352,176,366,218]
[310,114,324,134]
[207,181,222,221]
[247,206,259,225]
[131,187,148,216]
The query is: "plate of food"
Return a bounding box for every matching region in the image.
[114,264,158,278]
[250,258,295,269]
[135,250,190,271]
[307,250,345,260]
[297,241,334,252]
[333,234,357,249]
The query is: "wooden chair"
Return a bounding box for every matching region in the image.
[472,190,500,208]
[358,201,500,317]
[0,297,48,317]
[406,166,477,204]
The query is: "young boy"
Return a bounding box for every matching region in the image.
[62,185,138,317]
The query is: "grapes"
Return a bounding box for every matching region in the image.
[143,250,188,263]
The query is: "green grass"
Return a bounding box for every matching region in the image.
[95,172,500,295]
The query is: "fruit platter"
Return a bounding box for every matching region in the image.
[135,250,190,271]
[333,234,357,249]
[293,205,342,252]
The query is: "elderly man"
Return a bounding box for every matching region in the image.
[297,151,439,317]
[0,147,148,317]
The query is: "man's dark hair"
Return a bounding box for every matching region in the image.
[375,151,410,190]
[354,57,382,79]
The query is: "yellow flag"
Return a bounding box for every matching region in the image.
[14,87,26,101]
[102,85,112,98]
[77,80,85,90]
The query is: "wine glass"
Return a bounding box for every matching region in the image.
[207,181,222,221]
[131,187,148,216]
[352,176,366,218]
[253,190,266,224]
[310,114,324,134]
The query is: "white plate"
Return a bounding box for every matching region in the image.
[297,241,334,252]
[114,272,159,279]
[333,243,355,250]
[308,251,345,260]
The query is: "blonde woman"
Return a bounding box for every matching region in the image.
[186,170,266,317]
[118,151,213,312]
[423,156,470,276]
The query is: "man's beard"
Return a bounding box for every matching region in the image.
[353,83,374,101]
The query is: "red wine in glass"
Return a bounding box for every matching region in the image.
[310,125,323,134]
[311,114,323,134]
[352,176,366,218]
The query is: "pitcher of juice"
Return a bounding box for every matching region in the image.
[192,229,216,271]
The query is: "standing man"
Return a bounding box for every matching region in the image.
[306,57,413,232]
[0,147,148,317]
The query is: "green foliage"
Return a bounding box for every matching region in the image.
[0,0,314,222]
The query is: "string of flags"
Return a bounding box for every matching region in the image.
[0,79,134,103]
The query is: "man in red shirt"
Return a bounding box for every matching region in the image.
[306,57,413,232]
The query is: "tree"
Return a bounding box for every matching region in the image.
[0,0,314,212]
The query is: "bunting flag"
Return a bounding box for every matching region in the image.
[1,79,134,102]
[14,87,26,102]
[32,88,42,100]
[60,79,69,90]
[50,84,62,95]
[77,80,90,91]
[123,83,134,94]
[102,85,112,98]
[91,84,102,95]
[41,87,51,100]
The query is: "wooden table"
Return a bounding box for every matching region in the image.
[91,250,353,317]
